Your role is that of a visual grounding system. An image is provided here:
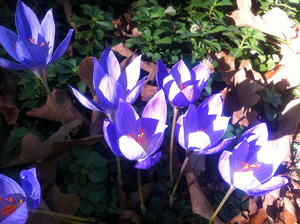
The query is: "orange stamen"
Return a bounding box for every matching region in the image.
[128,128,148,144]
[0,196,23,218]
[179,81,187,90]
[240,162,260,171]
[29,38,35,44]
[40,42,45,47]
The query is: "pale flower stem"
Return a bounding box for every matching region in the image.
[32,210,96,223]
[209,185,236,224]
[137,169,146,215]
[116,156,122,187]
[41,77,71,140]
[169,106,180,182]
[169,156,190,207]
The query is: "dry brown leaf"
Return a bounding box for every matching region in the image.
[56,0,78,33]
[112,43,134,58]
[227,0,296,39]
[89,96,106,136]
[118,187,140,224]
[78,56,95,93]
[230,210,249,224]
[35,135,102,183]
[185,172,224,224]
[26,89,88,125]
[0,71,20,125]
[45,184,80,215]
[280,197,297,224]
[2,119,82,167]
[266,46,300,91]
[249,208,268,224]
[209,51,236,87]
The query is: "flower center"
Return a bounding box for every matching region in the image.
[0,196,23,218]
[178,81,187,90]
[240,162,260,172]
[29,38,45,47]
[128,128,148,144]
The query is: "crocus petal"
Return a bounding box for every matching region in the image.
[197,93,223,121]
[1,201,28,224]
[218,150,233,185]
[48,29,73,64]
[16,0,40,41]
[175,115,185,149]
[239,123,268,146]
[170,60,191,84]
[142,90,167,122]
[0,25,21,62]
[69,85,103,112]
[40,9,55,57]
[0,57,28,70]
[125,76,147,104]
[93,57,105,91]
[205,116,230,146]
[189,131,211,152]
[103,119,124,157]
[118,55,141,90]
[171,90,189,107]
[229,140,249,173]
[233,171,262,191]
[246,176,288,196]
[181,85,201,104]
[99,46,121,80]
[0,174,26,199]
[20,168,40,210]
[118,135,147,160]
[156,59,169,90]
[135,152,162,169]
[203,137,235,155]
[115,99,140,136]
[192,64,210,89]
[183,104,198,148]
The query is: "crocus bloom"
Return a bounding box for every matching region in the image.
[0,168,40,224]
[156,58,212,108]
[218,123,288,196]
[103,90,167,169]
[70,46,146,122]
[175,93,234,154]
[0,0,73,79]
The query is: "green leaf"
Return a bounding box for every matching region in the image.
[191,0,209,9]
[264,103,277,121]
[58,73,73,84]
[69,163,81,173]
[77,80,87,94]
[75,173,87,187]
[78,44,92,55]
[64,173,75,185]
[94,29,104,40]
[71,17,92,27]
[207,26,227,34]
[155,36,172,45]
[230,48,243,58]
[80,198,93,214]
[88,170,102,182]
[150,5,165,18]
[203,39,221,52]
[138,7,150,17]
[89,151,108,167]
[82,30,93,39]
[95,21,114,30]
[215,0,232,6]
[67,184,81,194]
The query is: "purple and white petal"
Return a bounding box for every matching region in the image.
[1,201,28,224]
[118,55,141,90]
[99,46,121,80]
[189,131,211,152]
[118,135,147,160]
[20,168,40,210]
[181,85,201,104]
[218,150,233,185]
[246,176,288,196]
[203,137,235,155]
[135,152,162,169]
[103,119,124,157]
[170,60,191,84]
[205,116,230,146]
[125,76,147,104]
[156,59,169,90]
[0,26,21,62]
[48,29,73,64]
[0,58,28,70]
[40,9,55,57]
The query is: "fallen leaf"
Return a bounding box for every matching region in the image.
[2,119,83,167]
[227,0,296,39]
[78,56,95,93]
[56,0,78,33]
[26,89,88,125]
[45,184,80,215]
[0,71,20,125]
[111,43,134,58]
[118,187,140,224]
[35,135,102,183]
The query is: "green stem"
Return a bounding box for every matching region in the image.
[116,156,122,187]
[169,106,180,182]
[41,77,71,140]
[137,169,146,215]
[32,210,96,223]
[169,155,190,207]
[209,185,235,224]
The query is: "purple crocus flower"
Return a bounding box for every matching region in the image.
[0,168,40,224]
[0,0,73,79]
[70,47,146,122]
[175,93,234,155]
[103,90,167,169]
[218,123,288,196]
[156,58,212,108]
